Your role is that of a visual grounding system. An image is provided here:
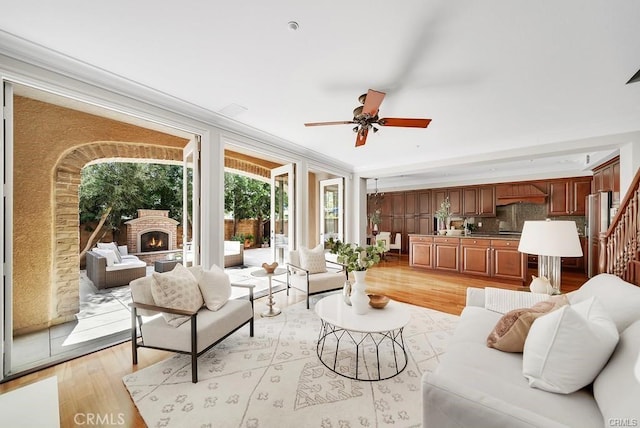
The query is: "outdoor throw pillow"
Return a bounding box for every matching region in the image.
[487,295,568,352]
[97,242,122,263]
[198,264,232,311]
[523,297,619,394]
[299,244,327,274]
[151,263,204,327]
[93,248,119,266]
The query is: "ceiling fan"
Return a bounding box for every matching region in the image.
[304,89,432,147]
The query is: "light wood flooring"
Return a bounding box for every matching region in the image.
[0,256,587,427]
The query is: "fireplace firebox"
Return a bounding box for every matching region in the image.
[140,231,169,252]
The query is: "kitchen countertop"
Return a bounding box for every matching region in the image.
[408,233,521,240]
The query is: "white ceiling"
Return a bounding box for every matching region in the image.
[1,0,639,190]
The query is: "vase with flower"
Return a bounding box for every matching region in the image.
[327,238,384,314]
[435,197,451,235]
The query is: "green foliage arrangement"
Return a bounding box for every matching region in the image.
[326,237,385,272]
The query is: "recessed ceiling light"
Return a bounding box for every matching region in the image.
[287,21,299,31]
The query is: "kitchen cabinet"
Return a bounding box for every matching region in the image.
[433,188,462,216]
[434,237,459,271]
[460,238,491,276]
[409,235,433,268]
[491,239,526,281]
[463,186,496,217]
[548,178,591,215]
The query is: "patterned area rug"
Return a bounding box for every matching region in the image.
[123,294,458,428]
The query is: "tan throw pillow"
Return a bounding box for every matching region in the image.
[299,244,327,274]
[487,295,569,352]
[198,265,232,311]
[151,263,204,327]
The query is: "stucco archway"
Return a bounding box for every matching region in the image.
[52,142,183,322]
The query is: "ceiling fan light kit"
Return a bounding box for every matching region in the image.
[304,89,431,147]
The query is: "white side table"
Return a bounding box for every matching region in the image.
[250,267,287,317]
[315,293,410,381]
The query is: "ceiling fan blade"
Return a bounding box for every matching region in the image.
[362,89,385,117]
[378,117,432,128]
[355,128,369,147]
[304,120,355,127]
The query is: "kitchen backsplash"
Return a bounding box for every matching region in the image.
[467,203,586,236]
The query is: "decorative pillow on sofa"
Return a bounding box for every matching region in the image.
[97,242,123,263]
[151,263,204,327]
[299,244,327,274]
[484,287,550,314]
[93,248,120,266]
[197,264,232,311]
[523,297,619,394]
[487,295,569,352]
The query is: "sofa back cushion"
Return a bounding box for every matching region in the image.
[569,273,640,332]
[151,263,204,327]
[523,297,619,394]
[593,319,640,422]
[299,244,328,274]
[197,265,231,311]
[130,275,158,317]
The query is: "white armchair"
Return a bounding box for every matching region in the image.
[286,247,348,309]
[376,231,391,258]
[389,232,402,256]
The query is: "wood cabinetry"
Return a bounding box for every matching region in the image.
[434,237,460,271]
[491,239,526,281]
[460,238,491,276]
[463,186,496,217]
[593,157,621,206]
[433,188,463,216]
[548,178,591,215]
[410,235,526,282]
[409,235,433,268]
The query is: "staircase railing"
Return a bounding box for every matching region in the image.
[605,167,640,284]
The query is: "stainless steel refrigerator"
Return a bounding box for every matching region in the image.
[586,191,613,277]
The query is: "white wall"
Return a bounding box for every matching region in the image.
[619,142,640,198]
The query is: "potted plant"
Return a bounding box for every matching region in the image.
[326,237,384,272]
[243,233,254,248]
[327,238,385,314]
[435,197,451,235]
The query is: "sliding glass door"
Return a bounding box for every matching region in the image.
[270,164,295,264]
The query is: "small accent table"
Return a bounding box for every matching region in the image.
[315,293,410,381]
[250,267,287,317]
[154,259,178,273]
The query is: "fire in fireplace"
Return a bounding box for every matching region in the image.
[140,231,169,252]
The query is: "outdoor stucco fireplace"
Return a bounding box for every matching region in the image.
[125,209,179,263]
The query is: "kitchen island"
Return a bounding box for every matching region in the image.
[409,234,526,282]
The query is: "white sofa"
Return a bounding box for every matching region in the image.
[224,240,244,267]
[86,244,147,289]
[422,274,640,427]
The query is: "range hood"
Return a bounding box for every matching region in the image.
[495,184,547,205]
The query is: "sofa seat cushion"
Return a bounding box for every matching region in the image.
[288,270,344,293]
[593,319,640,422]
[140,299,252,353]
[422,306,603,428]
[105,258,146,271]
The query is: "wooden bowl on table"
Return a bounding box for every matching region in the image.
[368,294,390,309]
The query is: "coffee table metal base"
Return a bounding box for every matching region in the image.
[316,319,408,381]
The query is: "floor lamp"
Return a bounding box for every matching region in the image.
[518,219,583,294]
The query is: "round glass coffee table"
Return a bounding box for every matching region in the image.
[315,293,410,381]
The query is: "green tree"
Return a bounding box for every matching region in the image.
[224,173,270,243]
[80,162,186,243]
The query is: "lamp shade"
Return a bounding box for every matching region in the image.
[518,220,583,257]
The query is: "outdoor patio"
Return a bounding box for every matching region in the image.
[10,247,284,375]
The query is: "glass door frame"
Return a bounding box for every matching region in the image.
[319,177,344,246]
[271,164,295,264]
[183,137,201,267]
